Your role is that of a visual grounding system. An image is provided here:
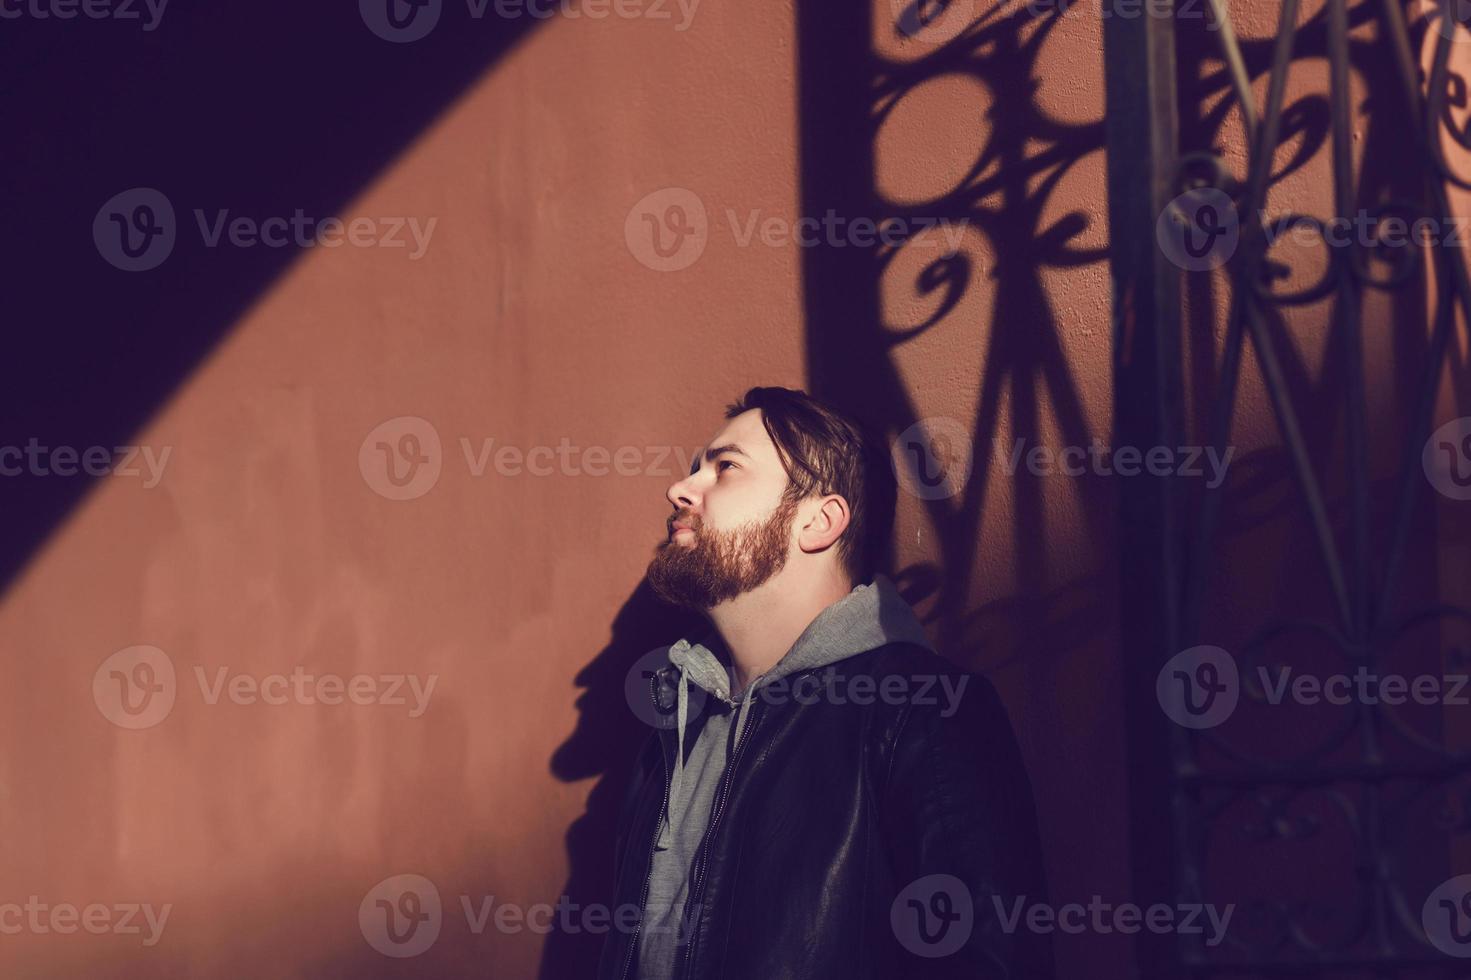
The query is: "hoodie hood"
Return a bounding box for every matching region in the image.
[667,571,935,703]
[658,572,935,839]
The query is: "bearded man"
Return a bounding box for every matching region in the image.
[597,386,1052,980]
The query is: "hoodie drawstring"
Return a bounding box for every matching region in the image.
[668,668,690,838]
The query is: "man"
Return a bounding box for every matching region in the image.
[597,386,1052,980]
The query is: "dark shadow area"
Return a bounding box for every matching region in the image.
[793,4,1114,972]
[539,579,705,979]
[793,0,1112,663]
[1152,3,1468,972]
[0,0,552,596]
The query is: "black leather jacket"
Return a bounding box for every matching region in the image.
[596,641,1054,980]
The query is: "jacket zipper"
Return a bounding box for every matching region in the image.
[619,684,674,980]
[678,675,788,978]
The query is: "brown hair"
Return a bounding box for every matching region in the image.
[724,386,896,586]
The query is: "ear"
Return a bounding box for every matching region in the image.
[796,494,852,555]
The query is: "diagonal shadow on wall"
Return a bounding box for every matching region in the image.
[0,0,551,598]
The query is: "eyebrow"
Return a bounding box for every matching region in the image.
[691,443,750,475]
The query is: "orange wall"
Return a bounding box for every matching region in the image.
[2,0,1465,978]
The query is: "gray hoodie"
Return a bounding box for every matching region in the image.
[635,573,936,980]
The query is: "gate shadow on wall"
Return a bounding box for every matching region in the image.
[546,0,1471,976]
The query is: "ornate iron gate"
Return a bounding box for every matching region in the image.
[1107,0,1471,973]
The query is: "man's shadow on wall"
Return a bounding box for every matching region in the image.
[540,579,705,978]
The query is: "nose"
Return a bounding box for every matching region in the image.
[666,474,698,515]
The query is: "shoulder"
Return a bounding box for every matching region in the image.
[838,643,1002,711]
[844,642,970,679]
[808,643,1007,751]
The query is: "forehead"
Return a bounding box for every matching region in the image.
[701,409,779,466]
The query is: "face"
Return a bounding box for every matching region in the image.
[646,409,800,610]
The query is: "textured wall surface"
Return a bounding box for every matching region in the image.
[1,0,1466,977]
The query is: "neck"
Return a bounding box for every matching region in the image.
[704,566,854,694]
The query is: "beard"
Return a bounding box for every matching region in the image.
[646,494,799,610]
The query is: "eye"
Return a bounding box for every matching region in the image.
[717,460,737,472]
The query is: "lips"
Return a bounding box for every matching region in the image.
[670,519,696,536]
